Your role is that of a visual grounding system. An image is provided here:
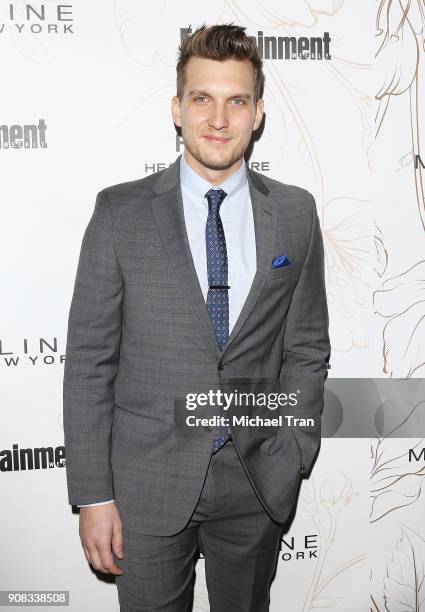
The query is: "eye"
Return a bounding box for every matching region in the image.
[231,98,245,105]
[194,96,208,104]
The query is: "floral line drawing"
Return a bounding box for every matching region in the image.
[375,0,425,229]
[370,409,425,523]
[371,524,425,611]
[374,223,388,277]
[300,471,366,611]
[374,261,425,378]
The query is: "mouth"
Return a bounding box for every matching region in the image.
[203,135,231,144]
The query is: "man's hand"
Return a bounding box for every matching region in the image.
[79,503,125,575]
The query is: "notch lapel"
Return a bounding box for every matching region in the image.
[148,157,222,359]
[222,169,279,354]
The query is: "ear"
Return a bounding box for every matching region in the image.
[172,96,182,127]
[253,98,264,131]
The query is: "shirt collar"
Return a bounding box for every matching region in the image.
[180,152,247,203]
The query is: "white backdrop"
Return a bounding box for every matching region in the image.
[2,1,425,610]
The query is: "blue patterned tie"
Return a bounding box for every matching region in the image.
[205,187,229,452]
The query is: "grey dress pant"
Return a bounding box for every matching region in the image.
[115,440,284,611]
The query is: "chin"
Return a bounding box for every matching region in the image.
[202,159,235,171]
[199,150,242,171]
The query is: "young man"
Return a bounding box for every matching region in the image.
[63,24,330,611]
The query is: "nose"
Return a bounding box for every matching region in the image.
[208,103,229,130]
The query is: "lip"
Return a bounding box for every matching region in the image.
[203,135,231,143]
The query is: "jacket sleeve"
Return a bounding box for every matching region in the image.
[280,192,331,474]
[63,190,123,505]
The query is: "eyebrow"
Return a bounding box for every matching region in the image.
[188,89,252,100]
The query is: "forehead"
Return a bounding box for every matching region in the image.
[183,57,255,95]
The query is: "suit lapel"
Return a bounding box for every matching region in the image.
[148,157,222,359]
[148,157,279,358]
[223,168,278,354]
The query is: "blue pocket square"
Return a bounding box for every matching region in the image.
[272,254,291,269]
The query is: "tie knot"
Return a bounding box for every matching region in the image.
[205,188,227,214]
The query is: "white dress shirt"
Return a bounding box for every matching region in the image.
[77,153,256,507]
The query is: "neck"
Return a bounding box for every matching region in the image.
[183,150,243,185]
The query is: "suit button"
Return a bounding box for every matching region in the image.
[300,464,304,474]
[218,360,225,370]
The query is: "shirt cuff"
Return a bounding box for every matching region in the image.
[77,499,115,508]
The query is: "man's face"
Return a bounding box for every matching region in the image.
[172,57,264,178]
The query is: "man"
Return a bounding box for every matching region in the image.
[63,24,330,611]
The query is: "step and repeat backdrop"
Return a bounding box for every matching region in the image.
[2,1,425,610]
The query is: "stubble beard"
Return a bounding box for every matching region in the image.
[183,133,247,172]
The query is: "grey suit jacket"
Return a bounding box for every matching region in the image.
[63,155,330,535]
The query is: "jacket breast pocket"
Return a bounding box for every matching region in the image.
[264,263,298,286]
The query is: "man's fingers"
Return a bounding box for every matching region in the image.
[88,547,109,574]
[98,544,124,575]
[111,520,124,559]
[85,543,124,575]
